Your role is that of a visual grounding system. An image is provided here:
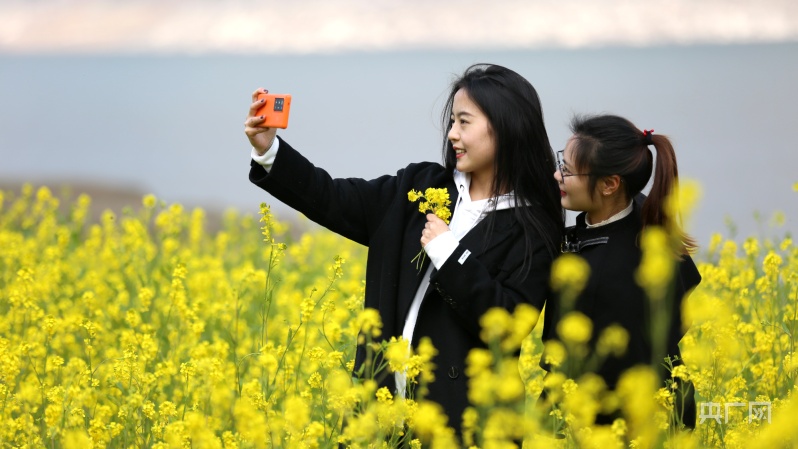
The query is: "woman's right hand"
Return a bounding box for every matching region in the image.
[244,88,278,156]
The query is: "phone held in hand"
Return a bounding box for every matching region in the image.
[255,93,292,129]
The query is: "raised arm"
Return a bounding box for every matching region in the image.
[249,138,410,246]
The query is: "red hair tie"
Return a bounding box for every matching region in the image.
[643,129,654,145]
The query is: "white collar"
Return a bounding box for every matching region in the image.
[453,170,515,212]
[585,201,634,229]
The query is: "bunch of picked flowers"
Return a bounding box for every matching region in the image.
[408,188,452,271]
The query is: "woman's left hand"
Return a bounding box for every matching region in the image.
[421,214,451,248]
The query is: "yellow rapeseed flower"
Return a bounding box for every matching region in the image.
[284,396,310,434]
[407,187,452,224]
[616,366,658,438]
[495,359,525,403]
[770,210,786,228]
[636,226,675,301]
[414,337,438,384]
[61,430,92,449]
[670,365,690,381]
[575,425,624,449]
[308,372,322,389]
[543,340,567,369]
[385,337,410,373]
[763,251,783,279]
[501,303,541,353]
[743,237,760,257]
[479,307,513,343]
[355,308,383,338]
[142,193,157,209]
[410,401,450,442]
[465,348,493,378]
[376,386,393,403]
[551,253,590,295]
[6,183,798,448]
[708,233,723,254]
[557,311,593,345]
[408,187,452,270]
[542,371,566,399]
[596,324,629,357]
[664,178,702,228]
[655,387,674,411]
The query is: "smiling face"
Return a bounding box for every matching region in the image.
[447,88,497,187]
[554,136,595,212]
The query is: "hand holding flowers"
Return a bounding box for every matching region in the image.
[408,188,452,271]
[420,214,450,248]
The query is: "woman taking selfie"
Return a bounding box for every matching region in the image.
[243,64,563,434]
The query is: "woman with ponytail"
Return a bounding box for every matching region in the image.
[540,114,701,428]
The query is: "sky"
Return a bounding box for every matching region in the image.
[1,0,797,245]
[2,0,798,54]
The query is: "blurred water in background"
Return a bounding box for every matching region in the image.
[1,43,796,244]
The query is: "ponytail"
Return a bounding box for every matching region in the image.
[641,134,675,229]
[642,133,697,255]
[569,116,697,255]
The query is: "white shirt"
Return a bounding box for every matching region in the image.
[251,138,280,166]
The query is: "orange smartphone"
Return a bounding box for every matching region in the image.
[255,93,292,129]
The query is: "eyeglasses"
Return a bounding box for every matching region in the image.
[556,150,591,179]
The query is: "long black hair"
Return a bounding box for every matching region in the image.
[441,63,564,266]
[569,114,697,254]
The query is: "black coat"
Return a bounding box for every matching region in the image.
[250,138,557,432]
[540,201,701,425]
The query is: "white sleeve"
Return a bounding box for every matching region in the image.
[251,137,280,170]
[424,231,459,269]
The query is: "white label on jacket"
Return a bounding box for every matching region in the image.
[458,249,471,265]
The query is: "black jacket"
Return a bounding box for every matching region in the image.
[250,138,557,432]
[541,201,701,389]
